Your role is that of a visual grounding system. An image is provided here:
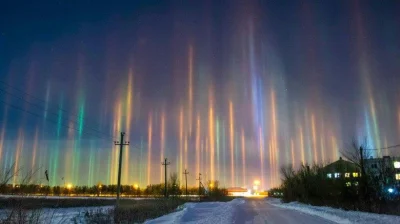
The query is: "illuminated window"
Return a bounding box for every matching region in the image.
[396,174,400,180]
[345,173,350,178]
[353,172,359,178]
[346,182,351,187]
[394,162,400,169]
[327,173,332,178]
[334,173,341,178]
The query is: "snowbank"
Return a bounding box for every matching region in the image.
[266,198,400,224]
[0,206,113,223]
[145,198,245,224]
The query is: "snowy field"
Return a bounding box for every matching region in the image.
[0,199,244,224]
[0,206,113,223]
[266,198,400,224]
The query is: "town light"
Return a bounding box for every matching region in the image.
[133,184,139,189]
[254,180,260,185]
[388,188,394,194]
[394,161,400,169]
[67,183,72,190]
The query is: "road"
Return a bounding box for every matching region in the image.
[233,198,335,224]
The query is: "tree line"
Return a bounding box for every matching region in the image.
[277,141,400,215]
[0,167,228,199]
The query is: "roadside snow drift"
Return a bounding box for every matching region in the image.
[266,198,400,224]
[145,198,245,224]
[0,206,113,223]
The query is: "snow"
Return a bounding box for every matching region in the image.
[0,206,113,223]
[146,198,400,224]
[145,198,245,224]
[266,198,400,224]
[2,196,400,223]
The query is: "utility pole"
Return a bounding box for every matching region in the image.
[183,169,189,196]
[359,146,367,198]
[162,158,170,198]
[359,146,365,176]
[114,132,129,207]
[196,173,202,196]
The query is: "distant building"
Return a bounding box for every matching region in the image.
[227,187,249,196]
[323,157,360,179]
[323,157,360,187]
[323,156,400,191]
[364,156,400,190]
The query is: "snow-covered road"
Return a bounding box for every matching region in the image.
[233,198,336,224]
[147,197,400,224]
[146,198,336,224]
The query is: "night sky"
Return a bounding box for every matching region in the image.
[1,0,400,190]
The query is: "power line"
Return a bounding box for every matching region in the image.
[365,144,400,151]
[0,81,83,118]
[0,82,116,140]
[0,99,108,140]
[0,93,146,151]
[0,81,179,152]
[0,88,110,140]
[0,81,145,143]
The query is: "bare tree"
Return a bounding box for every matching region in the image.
[206,180,219,190]
[0,162,20,192]
[19,166,42,186]
[341,138,372,205]
[280,165,295,181]
[341,139,371,168]
[168,172,181,195]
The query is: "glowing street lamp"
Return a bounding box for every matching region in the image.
[133,184,139,189]
[394,161,400,169]
[254,180,260,186]
[66,183,72,190]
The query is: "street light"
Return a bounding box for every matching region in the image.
[254,180,260,186]
[67,183,72,190]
